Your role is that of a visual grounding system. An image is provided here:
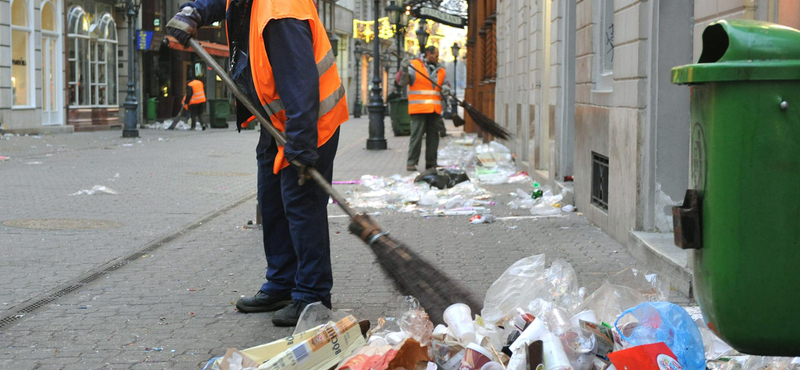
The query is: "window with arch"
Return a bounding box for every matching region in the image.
[68,6,90,106]
[90,13,118,106]
[11,0,33,106]
[41,0,58,112]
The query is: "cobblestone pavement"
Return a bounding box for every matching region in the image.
[0,118,681,369]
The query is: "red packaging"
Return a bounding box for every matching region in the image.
[607,343,684,370]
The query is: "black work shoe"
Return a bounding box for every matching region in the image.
[235,291,292,313]
[406,165,417,172]
[272,300,310,327]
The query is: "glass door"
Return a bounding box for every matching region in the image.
[41,0,62,125]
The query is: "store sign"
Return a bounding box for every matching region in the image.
[137,30,153,50]
[415,6,466,28]
[137,30,164,51]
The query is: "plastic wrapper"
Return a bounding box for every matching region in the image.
[481,255,549,324]
[614,302,705,370]
[337,338,430,370]
[399,309,434,347]
[293,302,348,335]
[608,268,670,302]
[575,283,647,326]
[71,185,119,195]
[699,326,737,361]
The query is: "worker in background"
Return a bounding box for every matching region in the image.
[166,0,347,326]
[183,74,208,130]
[398,46,450,172]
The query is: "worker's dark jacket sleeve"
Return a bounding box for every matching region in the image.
[179,0,225,26]
[185,83,193,103]
[263,19,320,167]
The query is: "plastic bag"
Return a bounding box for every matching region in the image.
[575,283,647,326]
[615,302,705,370]
[608,267,670,302]
[481,255,548,324]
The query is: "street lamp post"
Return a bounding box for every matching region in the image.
[416,23,429,54]
[385,1,407,72]
[122,0,141,138]
[450,42,460,117]
[353,40,362,118]
[366,0,387,150]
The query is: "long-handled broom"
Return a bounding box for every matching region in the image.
[187,38,480,324]
[399,55,511,140]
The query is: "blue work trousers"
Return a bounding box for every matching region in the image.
[256,129,339,308]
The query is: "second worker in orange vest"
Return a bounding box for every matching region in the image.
[167,0,348,327]
[183,77,207,130]
[398,46,450,172]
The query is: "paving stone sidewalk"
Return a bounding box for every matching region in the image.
[0,118,676,369]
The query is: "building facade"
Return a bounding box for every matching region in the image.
[484,0,800,289]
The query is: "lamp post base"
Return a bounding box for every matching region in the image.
[366,138,387,150]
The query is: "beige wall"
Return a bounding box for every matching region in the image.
[693,0,758,60]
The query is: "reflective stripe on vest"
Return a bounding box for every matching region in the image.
[249,0,348,175]
[408,59,446,115]
[187,80,206,105]
[260,49,345,118]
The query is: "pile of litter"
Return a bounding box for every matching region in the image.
[438,135,531,185]
[143,120,201,130]
[204,255,799,370]
[343,174,493,216]
[508,183,574,216]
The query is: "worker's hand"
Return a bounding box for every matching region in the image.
[296,164,314,186]
[441,85,452,97]
[166,6,201,47]
[400,57,410,69]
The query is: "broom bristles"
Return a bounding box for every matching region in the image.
[370,234,481,325]
[348,214,481,324]
[452,113,466,127]
[462,101,511,141]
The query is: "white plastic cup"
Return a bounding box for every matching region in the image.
[443,303,477,345]
[510,317,549,350]
[542,333,573,370]
[570,310,598,328]
[545,308,572,335]
[480,362,504,370]
[460,343,494,370]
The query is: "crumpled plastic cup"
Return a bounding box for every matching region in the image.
[444,303,477,345]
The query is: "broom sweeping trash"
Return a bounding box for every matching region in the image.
[186,38,480,324]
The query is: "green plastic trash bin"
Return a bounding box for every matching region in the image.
[208,99,230,129]
[388,96,411,136]
[672,19,800,356]
[146,97,158,121]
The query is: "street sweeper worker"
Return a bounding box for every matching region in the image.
[166,0,348,327]
[182,75,208,130]
[398,46,450,172]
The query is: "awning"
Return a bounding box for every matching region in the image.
[166,36,229,57]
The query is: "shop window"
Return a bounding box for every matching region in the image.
[68,6,90,106]
[11,0,33,106]
[90,13,118,106]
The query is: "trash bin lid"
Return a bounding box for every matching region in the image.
[672,19,800,84]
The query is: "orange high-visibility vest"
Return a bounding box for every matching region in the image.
[248,0,348,174]
[186,79,207,106]
[408,59,446,115]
